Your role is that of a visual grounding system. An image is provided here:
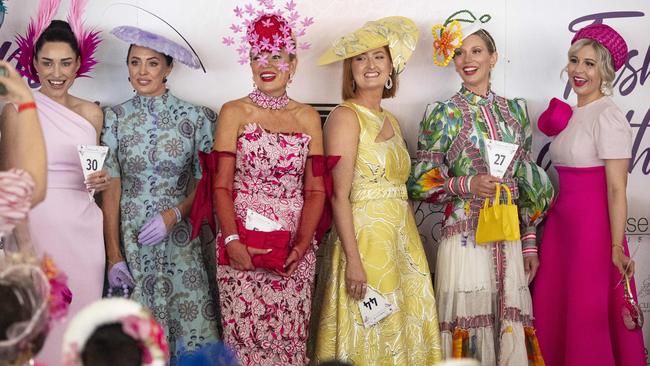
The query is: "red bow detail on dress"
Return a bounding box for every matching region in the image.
[189,151,219,240]
[311,155,341,243]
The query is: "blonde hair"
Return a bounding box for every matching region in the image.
[341,46,398,100]
[566,39,616,95]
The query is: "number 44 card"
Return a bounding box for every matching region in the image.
[485,139,518,179]
[77,145,108,200]
[357,286,398,328]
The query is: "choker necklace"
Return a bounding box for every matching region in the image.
[249,88,289,110]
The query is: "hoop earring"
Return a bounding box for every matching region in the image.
[385,76,393,90]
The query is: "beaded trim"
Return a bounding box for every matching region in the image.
[249,88,289,110]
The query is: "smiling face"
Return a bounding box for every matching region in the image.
[567,44,604,105]
[453,34,497,95]
[250,49,296,96]
[349,47,393,95]
[33,41,80,97]
[127,45,172,97]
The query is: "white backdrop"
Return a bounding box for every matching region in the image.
[1,0,648,359]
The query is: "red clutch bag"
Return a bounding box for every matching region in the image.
[218,221,291,272]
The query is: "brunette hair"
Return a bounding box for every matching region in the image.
[34,20,80,59]
[81,323,143,366]
[126,44,174,66]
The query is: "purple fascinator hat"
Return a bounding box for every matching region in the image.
[111,25,200,69]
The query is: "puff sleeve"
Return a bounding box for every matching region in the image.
[408,101,469,203]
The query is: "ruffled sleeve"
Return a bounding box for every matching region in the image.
[510,98,555,256]
[101,106,121,178]
[593,105,633,160]
[408,101,469,203]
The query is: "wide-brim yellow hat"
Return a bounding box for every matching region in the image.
[318,16,419,74]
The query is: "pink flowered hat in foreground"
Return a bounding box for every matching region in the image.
[62,298,169,366]
[571,23,628,71]
[538,98,573,137]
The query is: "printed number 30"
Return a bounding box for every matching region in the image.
[494,154,506,165]
[86,159,98,171]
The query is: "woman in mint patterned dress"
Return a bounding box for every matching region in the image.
[101,29,220,364]
[408,26,553,365]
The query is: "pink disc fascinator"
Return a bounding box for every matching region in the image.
[222,0,315,66]
[62,298,169,366]
[15,0,101,83]
[571,23,628,71]
[431,10,493,67]
[111,25,201,69]
[0,253,71,364]
[538,97,573,137]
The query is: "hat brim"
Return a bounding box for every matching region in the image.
[111,26,200,69]
[318,16,418,74]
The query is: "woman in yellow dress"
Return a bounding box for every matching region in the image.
[314,17,443,365]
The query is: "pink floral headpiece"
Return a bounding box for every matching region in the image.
[0,253,71,364]
[222,0,314,67]
[62,299,169,366]
[15,0,101,83]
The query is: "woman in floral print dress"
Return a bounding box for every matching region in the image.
[408,16,554,365]
[101,27,220,364]
[208,13,325,366]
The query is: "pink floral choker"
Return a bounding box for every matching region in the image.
[249,88,289,110]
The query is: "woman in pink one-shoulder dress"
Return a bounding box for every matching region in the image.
[1,15,109,363]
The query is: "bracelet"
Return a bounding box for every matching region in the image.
[224,234,240,246]
[171,207,182,223]
[18,102,37,113]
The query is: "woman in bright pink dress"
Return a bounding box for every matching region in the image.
[532,24,645,366]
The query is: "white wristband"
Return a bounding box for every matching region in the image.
[172,207,182,223]
[224,234,240,246]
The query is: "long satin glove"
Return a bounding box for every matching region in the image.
[108,261,136,288]
[137,208,178,246]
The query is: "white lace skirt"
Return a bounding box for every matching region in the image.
[435,233,535,366]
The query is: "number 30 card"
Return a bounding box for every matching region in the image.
[77,145,108,200]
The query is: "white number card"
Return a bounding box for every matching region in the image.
[485,139,518,178]
[358,286,398,328]
[245,209,282,232]
[77,145,108,200]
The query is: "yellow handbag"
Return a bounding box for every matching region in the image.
[475,183,521,244]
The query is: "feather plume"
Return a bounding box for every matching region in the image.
[15,0,62,83]
[67,0,101,78]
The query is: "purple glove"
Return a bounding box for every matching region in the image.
[138,213,170,246]
[108,261,135,288]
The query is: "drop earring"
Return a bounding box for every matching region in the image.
[385,75,393,90]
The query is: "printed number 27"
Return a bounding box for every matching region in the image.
[494,154,505,166]
[86,159,98,171]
